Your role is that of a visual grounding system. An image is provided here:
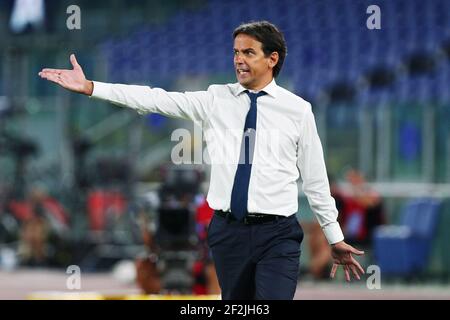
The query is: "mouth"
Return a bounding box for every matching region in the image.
[236,68,250,76]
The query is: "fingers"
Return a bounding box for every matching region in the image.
[39,72,63,86]
[349,264,361,280]
[344,265,351,282]
[38,53,80,78]
[330,260,365,281]
[39,68,65,75]
[39,71,57,80]
[350,246,365,256]
[351,256,365,275]
[39,69,68,83]
[70,54,80,69]
[330,263,338,279]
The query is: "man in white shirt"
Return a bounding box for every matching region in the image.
[39,21,365,299]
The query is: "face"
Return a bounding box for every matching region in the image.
[233,33,278,90]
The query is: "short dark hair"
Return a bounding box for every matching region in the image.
[233,21,287,78]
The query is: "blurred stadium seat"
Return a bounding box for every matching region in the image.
[373,198,442,276]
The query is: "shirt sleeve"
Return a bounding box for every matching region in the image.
[90,81,214,125]
[297,103,345,244]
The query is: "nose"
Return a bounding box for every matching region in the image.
[234,52,244,65]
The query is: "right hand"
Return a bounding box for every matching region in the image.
[38,54,93,95]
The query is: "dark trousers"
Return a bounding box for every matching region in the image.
[207,212,304,300]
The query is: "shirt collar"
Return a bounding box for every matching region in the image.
[234,78,278,98]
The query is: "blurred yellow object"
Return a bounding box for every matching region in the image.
[28,291,105,300]
[27,292,221,300]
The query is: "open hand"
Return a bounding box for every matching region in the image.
[38,54,93,95]
[330,241,365,281]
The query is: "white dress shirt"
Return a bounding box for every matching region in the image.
[91,78,344,244]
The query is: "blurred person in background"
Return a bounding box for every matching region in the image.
[18,206,49,266]
[135,206,161,294]
[11,185,70,267]
[304,170,385,279]
[39,21,365,300]
[340,169,385,247]
[303,175,345,280]
[192,195,220,295]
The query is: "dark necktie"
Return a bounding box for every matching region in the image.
[230,90,266,220]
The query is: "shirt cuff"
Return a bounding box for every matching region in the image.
[90,81,111,99]
[322,222,345,245]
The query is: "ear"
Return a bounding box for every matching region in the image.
[268,52,279,69]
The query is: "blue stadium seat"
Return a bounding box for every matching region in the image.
[372,198,442,276]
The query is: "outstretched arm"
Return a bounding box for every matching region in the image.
[39,54,93,95]
[38,54,214,123]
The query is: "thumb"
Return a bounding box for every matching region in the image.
[70,54,80,69]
